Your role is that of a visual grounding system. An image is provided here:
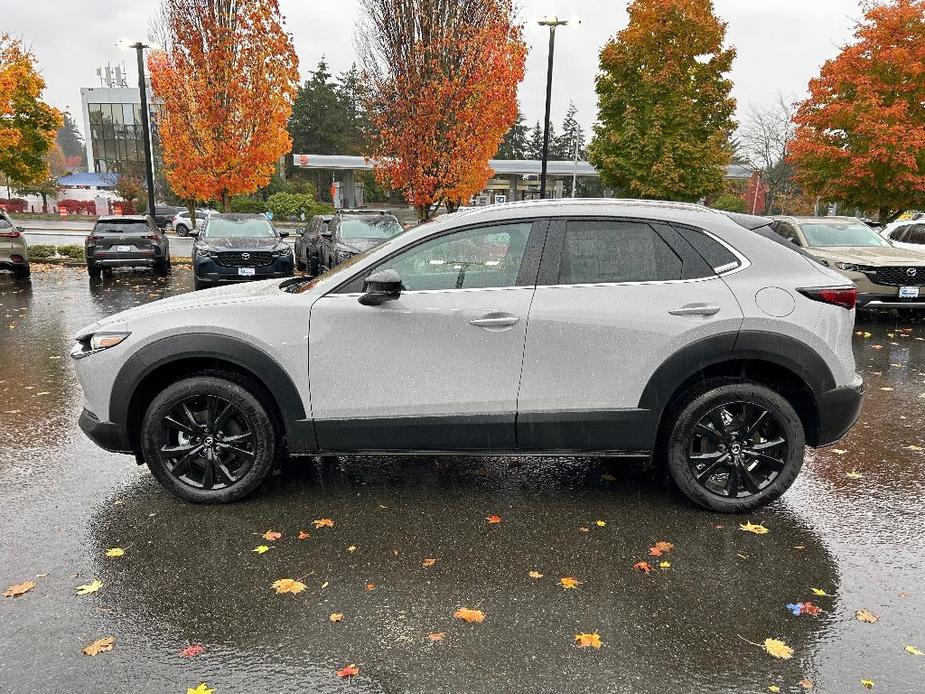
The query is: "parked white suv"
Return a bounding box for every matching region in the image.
[71,200,863,512]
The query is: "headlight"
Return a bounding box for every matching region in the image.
[834,262,872,272]
[71,332,131,360]
[273,246,292,257]
[337,250,354,261]
[197,246,217,258]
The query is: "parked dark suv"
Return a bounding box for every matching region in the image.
[318,211,403,272]
[191,213,293,290]
[85,215,170,279]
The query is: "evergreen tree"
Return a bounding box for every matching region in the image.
[56,111,86,166]
[555,101,585,161]
[336,63,368,155]
[495,108,528,159]
[288,58,350,155]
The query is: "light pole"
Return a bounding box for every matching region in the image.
[119,41,156,219]
[537,16,569,199]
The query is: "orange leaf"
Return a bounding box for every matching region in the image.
[329,613,344,623]
[648,541,674,556]
[422,558,437,568]
[575,632,603,649]
[313,518,334,529]
[559,577,581,589]
[428,631,446,642]
[454,607,485,623]
[3,580,36,598]
[298,530,310,540]
[82,636,115,656]
[633,561,653,574]
[262,530,281,541]
[336,663,359,679]
[486,515,502,524]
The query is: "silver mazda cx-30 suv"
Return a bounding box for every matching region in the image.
[71,199,863,512]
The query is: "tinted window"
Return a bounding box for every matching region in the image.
[204,217,276,238]
[907,224,925,245]
[559,221,682,284]
[385,223,532,291]
[772,221,801,245]
[674,226,738,271]
[0,216,12,230]
[799,221,889,248]
[94,220,151,234]
[339,216,403,240]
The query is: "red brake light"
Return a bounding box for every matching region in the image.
[0,230,20,238]
[89,235,103,241]
[798,286,857,310]
[143,234,160,241]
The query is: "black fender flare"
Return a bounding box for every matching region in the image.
[111,333,313,452]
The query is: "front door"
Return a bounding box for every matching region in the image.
[308,219,545,452]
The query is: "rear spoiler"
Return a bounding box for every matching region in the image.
[722,211,775,230]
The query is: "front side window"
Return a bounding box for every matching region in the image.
[799,221,890,248]
[339,216,403,240]
[559,220,682,284]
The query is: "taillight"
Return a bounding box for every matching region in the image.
[89,235,103,241]
[10,255,24,263]
[143,235,160,241]
[798,286,857,310]
[0,230,21,238]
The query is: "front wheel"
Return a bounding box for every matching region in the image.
[140,375,276,503]
[665,380,805,513]
[13,265,30,280]
[175,224,189,237]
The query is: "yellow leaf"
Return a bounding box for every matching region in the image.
[846,471,863,479]
[659,561,671,568]
[905,645,923,656]
[75,580,103,596]
[82,636,115,656]
[3,580,36,598]
[528,570,543,579]
[252,545,269,554]
[905,445,923,451]
[769,687,780,693]
[740,522,769,535]
[559,576,581,589]
[595,520,606,527]
[810,587,830,596]
[860,679,874,689]
[454,607,485,623]
[329,612,344,622]
[272,578,306,594]
[855,609,879,623]
[347,545,357,552]
[575,632,602,649]
[104,548,124,557]
[187,684,215,694]
[313,518,334,528]
[763,638,794,659]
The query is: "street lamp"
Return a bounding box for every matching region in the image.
[537,16,569,199]
[118,40,156,219]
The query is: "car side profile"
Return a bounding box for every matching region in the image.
[0,210,30,279]
[171,209,214,236]
[72,199,863,513]
[880,219,925,253]
[85,215,170,279]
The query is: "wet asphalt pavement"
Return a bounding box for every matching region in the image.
[1,267,923,694]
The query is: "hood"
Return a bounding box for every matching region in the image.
[808,245,925,267]
[75,279,283,338]
[197,237,282,250]
[337,238,384,255]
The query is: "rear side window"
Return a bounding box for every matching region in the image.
[674,225,739,272]
[559,220,682,284]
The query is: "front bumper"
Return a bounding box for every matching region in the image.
[79,408,131,453]
[856,293,925,309]
[195,256,294,284]
[814,377,864,447]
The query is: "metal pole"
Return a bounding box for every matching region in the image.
[571,136,579,198]
[540,26,556,199]
[134,43,156,219]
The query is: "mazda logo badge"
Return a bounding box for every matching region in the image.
[242,253,250,259]
[908,267,918,277]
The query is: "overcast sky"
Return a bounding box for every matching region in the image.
[5,0,864,140]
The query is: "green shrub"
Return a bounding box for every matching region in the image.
[57,244,85,260]
[230,196,268,214]
[711,194,748,213]
[267,192,319,220]
[27,244,56,258]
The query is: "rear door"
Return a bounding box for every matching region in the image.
[516,217,744,453]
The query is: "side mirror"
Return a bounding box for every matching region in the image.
[15,226,24,233]
[279,230,290,238]
[359,268,402,306]
[189,230,199,238]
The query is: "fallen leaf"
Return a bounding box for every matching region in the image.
[298,530,310,540]
[454,607,485,623]
[329,612,344,623]
[272,578,307,594]
[559,576,581,589]
[595,520,606,527]
[252,545,269,555]
[633,562,653,574]
[769,687,780,693]
[905,645,923,656]
[860,679,874,689]
[855,609,879,623]
[486,514,502,524]
[428,631,445,642]
[905,445,924,451]
[313,518,334,528]
[763,638,794,660]
[578,526,590,532]
[82,636,115,656]
[262,530,281,541]
[336,664,359,679]
[105,548,124,557]
[846,470,863,479]
[740,522,769,535]
[529,570,544,579]
[649,541,674,556]
[659,561,671,568]
[366,582,376,591]
[187,684,215,694]
[786,602,822,616]
[179,644,205,658]
[575,632,602,649]
[810,588,830,597]
[347,545,357,552]
[831,448,848,454]
[3,580,36,598]
[422,558,437,568]
[75,580,103,596]
[798,679,814,690]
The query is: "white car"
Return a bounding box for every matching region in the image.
[71,199,864,512]
[881,219,925,253]
[171,209,215,236]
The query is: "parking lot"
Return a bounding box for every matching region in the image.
[1,267,923,693]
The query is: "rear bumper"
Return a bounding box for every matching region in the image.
[79,408,131,453]
[814,377,864,447]
[0,259,29,270]
[91,258,157,268]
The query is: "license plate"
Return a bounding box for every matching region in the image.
[899,286,920,298]
[115,245,132,252]
[238,267,255,276]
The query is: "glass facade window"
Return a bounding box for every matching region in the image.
[88,101,161,175]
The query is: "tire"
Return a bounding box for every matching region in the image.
[194,277,208,290]
[175,224,189,237]
[154,259,170,275]
[140,375,277,503]
[296,256,307,272]
[664,379,805,513]
[13,265,30,280]
[309,254,320,277]
[87,265,102,279]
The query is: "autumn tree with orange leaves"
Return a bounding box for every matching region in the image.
[358,0,526,221]
[148,0,299,212]
[0,35,63,188]
[789,0,925,224]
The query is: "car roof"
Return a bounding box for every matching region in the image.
[97,215,151,222]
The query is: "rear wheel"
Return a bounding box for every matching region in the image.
[13,265,30,279]
[140,375,276,503]
[175,224,189,237]
[87,264,102,279]
[665,380,804,513]
[193,277,208,290]
[154,258,170,275]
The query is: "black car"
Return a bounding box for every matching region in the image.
[318,211,403,272]
[294,214,333,274]
[191,213,294,290]
[152,205,184,229]
[85,215,170,279]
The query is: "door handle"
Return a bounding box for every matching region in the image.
[668,304,721,316]
[470,314,520,329]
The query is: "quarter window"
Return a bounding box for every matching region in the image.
[906,224,925,245]
[558,220,682,284]
[674,225,739,272]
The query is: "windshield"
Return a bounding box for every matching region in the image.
[204,217,276,239]
[800,221,890,248]
[340,216,403,240]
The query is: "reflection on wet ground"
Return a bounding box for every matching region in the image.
[1,268,923,693]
